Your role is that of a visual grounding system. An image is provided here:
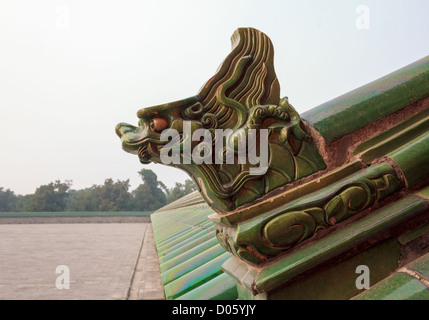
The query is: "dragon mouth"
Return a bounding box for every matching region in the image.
[137,144,152,164]
[116,122,170,164]
[115,122,150,153]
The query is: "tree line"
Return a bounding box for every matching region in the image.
[0,169,197,212]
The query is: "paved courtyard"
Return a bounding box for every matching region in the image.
[0,222,164,300]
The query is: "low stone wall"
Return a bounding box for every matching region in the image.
[0,216,151,224]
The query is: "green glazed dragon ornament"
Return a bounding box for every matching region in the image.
[116,28,326,214]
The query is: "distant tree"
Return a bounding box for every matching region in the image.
[157,181,169,196]
[0,172,198,213]
[91,178,132,211]
[67,188,95,212]
[0,187,18,212]
[14,194,32,212]
[132,169,166,211]
[27,180,72,212]
[166,179,197,204]
[184,179,197,194]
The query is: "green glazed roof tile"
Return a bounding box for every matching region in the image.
[388,131,429,187]
[163,252,232,300]
[114,24,429,301]
[353,253,429,300]
[403,252,429,280]
[158,232,215,264]
[159,237,219,273]
[416,185,429,200]
[302,55,429,142]
[245,194,428,294]
[353,107,429,158]
[148,53,429,300]
[150,193,237,300]
[157,228,214,254]
[353,273,429,300]
[176,272,238,300]
[161,244,225,285]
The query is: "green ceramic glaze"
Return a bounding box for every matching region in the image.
[161,244,225,285]
[220,194,428,294]
[388,131,429,187]
[217,163,401,264]
[353,273,429,300]
[117,27,429,300]
[255,195,428,293]
[302,55,429,142]
[159,237,219,273]
[158,232,214,265]
[353,253,429,300]
[116,28,326,213]
[150,194,239,300]
[355,109,429,164]
[176,273,238,300]
[354,107,429,157]
[163,251,231,300]
[405,252,429,279]
[267,239,401,300]
[416,185,429,200]
[209,161,364,226]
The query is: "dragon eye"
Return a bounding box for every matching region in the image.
[150,118,168,133]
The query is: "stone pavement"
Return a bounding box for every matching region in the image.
[0,222,165,300]
[128,224,165,300]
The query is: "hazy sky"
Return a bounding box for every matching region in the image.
[1,0,428,195]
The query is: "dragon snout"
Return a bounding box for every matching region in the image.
[115,122,139,138]
[115,122,149,155]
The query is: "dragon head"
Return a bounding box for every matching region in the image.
[116,28,326,213]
